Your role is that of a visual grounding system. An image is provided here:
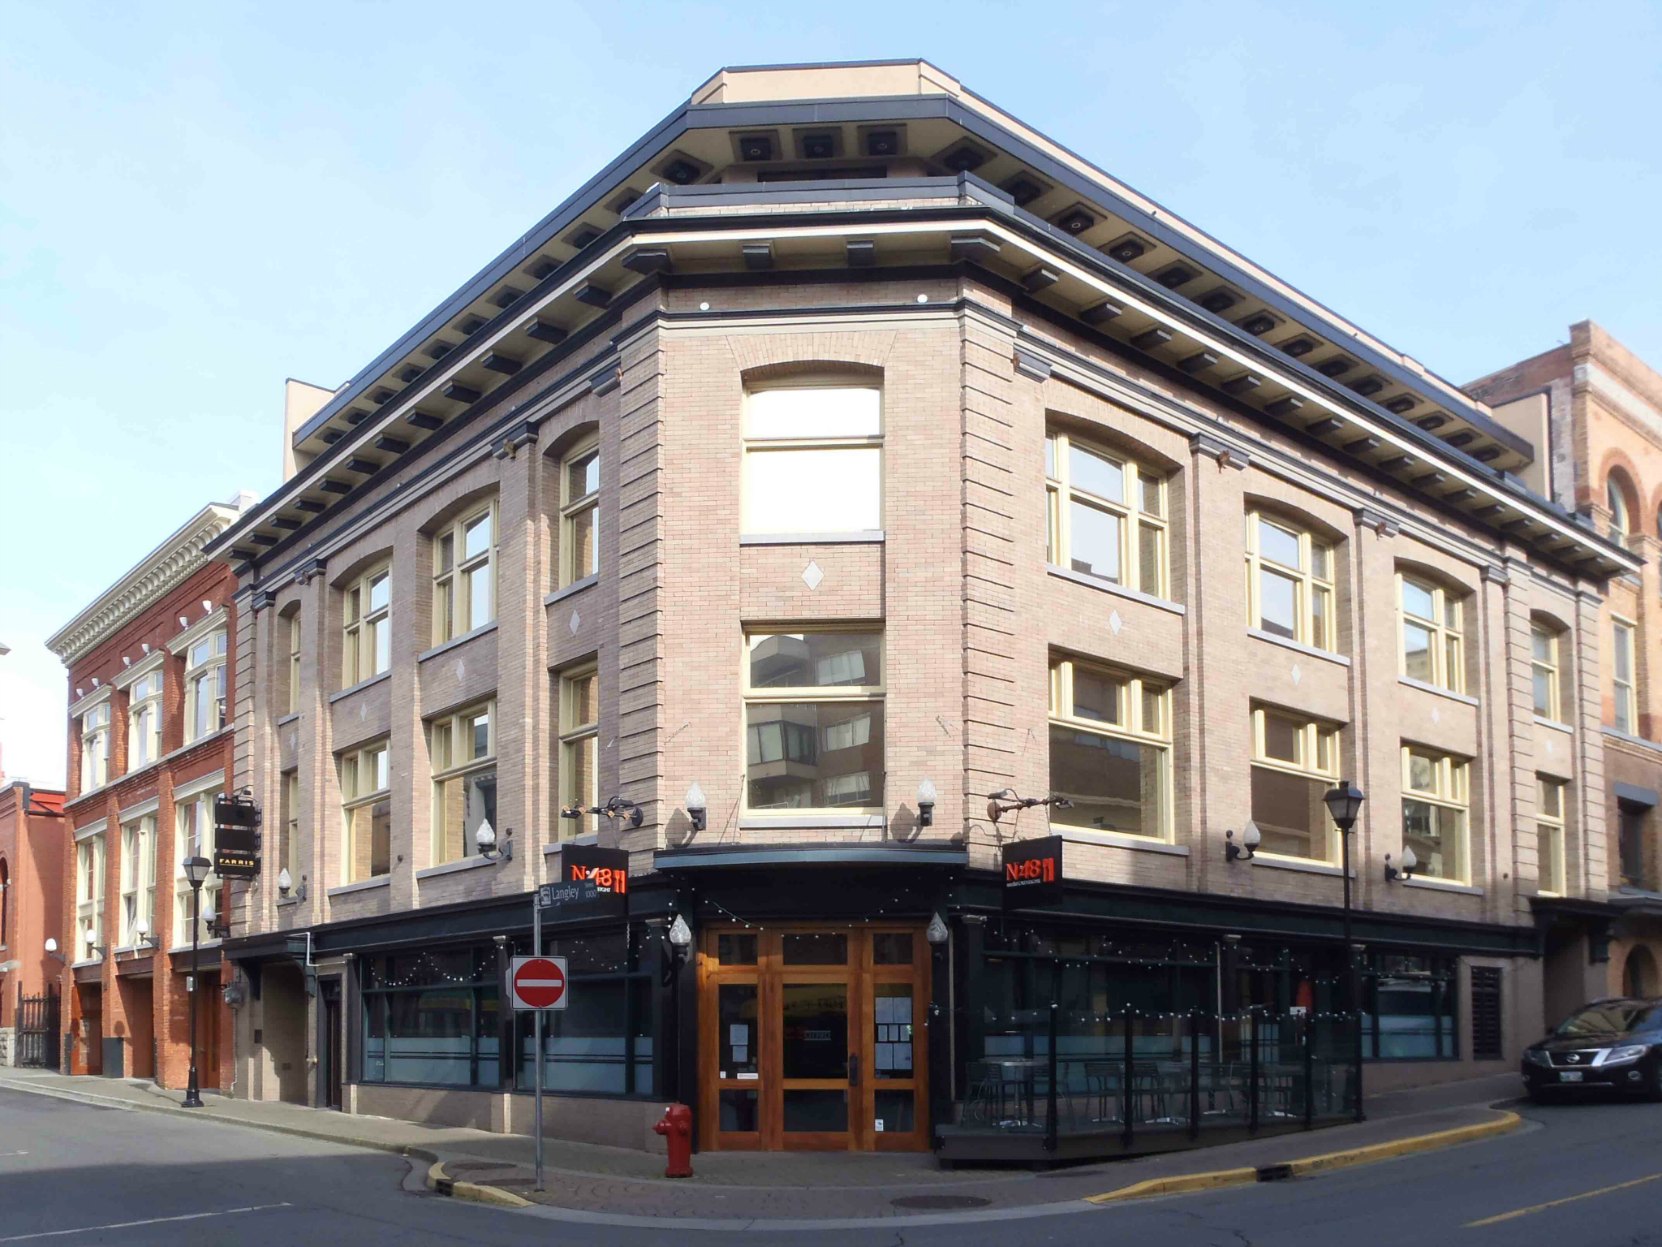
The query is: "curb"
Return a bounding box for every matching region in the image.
[426,1160,534,1209]
[1085,1110,1523,1204]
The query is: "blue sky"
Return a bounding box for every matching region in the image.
[2,0,1659,785]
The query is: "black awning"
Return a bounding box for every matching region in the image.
[654,843,969,871]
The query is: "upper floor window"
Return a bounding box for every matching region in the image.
[1245,511,1333,649]
[183,631,227,743]
[118,814,157,947]
[559,442,600,588]
[430,701,496,864]
[280,770,301,889]
[340,741,392,883]
[80,702,111,791]
[1608,475,1632,536]
[1532,623,1567,722]
[1612,617,1637,735]
[1618,805,1646,889]
[1250,707,1340,861]
[1045,430,1168,598]
[742,383,882,536]
[433,506,496,644]
[558,666,599,838]
[744,630,884,814]
[343,565,391,686]
[1048,654,1171,840]
[174,792,221,946]
[1537,777,1567,896]
[1402,745,1470,884]
[75,833,105,960]
[286,613,302,716]
[128,670,164,771]
[1398,574,1464,693]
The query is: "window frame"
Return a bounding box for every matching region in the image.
[80,700,111,792]
[286,612,302,716]
[1249,707,1341,862]
[75,833,105,960]
[280,769,301,888]
[558,439,601,589]
[342,564,392,687]
[126,669,164,772]
[182,630,228,744]
[1397,573,1465,694]
[740,380,884,537]
[1400,745,1471,884]
[741,629,887,817]
[118,813,157,947]
[1612,616,1638,735]
[1045,429,1169,598]
[1536,776,1567,897]
[173,792,222,947]
[339,740,392,883]
[558,666,600,839]
[1244,509,1335,650]
[432,504,497,644]
[1531,622,1565,723]
[1046,654,1173,842]
[429,699,497,864]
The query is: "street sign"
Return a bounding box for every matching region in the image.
[510,955,569,1011]
[537,843,629,917]
[1002,834,1064,908]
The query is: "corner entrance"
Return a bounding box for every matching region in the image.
[698,923,929,1152]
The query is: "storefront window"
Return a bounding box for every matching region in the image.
[1363,954,1457,1060]
[516,930,654,1097]
[360,946,501,1088]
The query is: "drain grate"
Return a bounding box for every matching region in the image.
[891,1195,992,1210]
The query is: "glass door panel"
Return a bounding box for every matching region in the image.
[782,983,848,1079]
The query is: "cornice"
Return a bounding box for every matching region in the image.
[47,503,244,665]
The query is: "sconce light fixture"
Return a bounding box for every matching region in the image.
[1226,820,1262,863]
[1384,847,1418,883]
[685,783,707,833]
[926,912,950,945]
[44,937,65,964]
[916,778,938,828]
[476,819,513,863]
[134,918,160,950]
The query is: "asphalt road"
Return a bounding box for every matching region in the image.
[0,1086,1658,1246]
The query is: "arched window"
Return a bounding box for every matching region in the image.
[0,857,9,947]
[1607,473,1633,535]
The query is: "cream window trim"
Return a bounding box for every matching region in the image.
[1047,654,1173,843]
[281,769,301,885]
[125,666,165,774]
[1244,509,1335,652]
[173,790,222,947]
[339,739,392,884]
[118,814,157,947]
[69,685,115,719]
[111,650,165,691]
[73,818,108,842]
[1612,616,1638,736]
[1397,573,1466,694]
[167,606,228,657]
[181,628,228,745]
[1045,429,1169,600]
[1249,706,1340,864]
[428,699,497,865]
[1531,623,1564,723]
[1400,744,1472,885]
[341,563,393,687]
[741,382,884,537]
[173,770,226,802]
[117,795,161,822]
[431,503,498,645]
[557,665,600,839]
[286,613,303,717]
[558,438,601,589]
[1536,775,1568,897]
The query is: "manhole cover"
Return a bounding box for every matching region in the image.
[891,1195,992,1210]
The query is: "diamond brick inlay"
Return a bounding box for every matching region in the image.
[802,561,824,590]
[569,611,581,635]
[1109,610,1123,636]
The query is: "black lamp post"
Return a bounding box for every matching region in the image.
[1322,782,1365,1123]
[664,914,692,1104]
[182,854,212,1108]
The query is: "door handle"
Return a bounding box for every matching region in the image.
[848,1053,860,1088]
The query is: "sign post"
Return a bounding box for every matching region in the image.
[510,941,569,1192]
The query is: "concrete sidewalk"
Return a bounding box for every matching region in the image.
[0,1066,1526,1224]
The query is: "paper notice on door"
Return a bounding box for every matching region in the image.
[732,1045,748,1064]
[875,1119,885,1132]
[729,1023,748,1045]
[895,1042,912,1070]
[876,1042,895,1072]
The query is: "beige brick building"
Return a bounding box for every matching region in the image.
[212,61,1637,1158]
[1469,321,1662,1016]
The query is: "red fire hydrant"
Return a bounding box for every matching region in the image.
[653,1102,694,1178]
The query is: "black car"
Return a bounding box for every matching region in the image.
[1522,997,1662,1102]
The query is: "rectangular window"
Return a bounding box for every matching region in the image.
[743,631,885,813]
[559,443,600,587]
[1250,707,1340,861]
[433,505,496,643]
[280,770,301,888]
[80,702,111,792]
[183,631,228,743]
[1536,777,1566,896]
[1399,575,1464,693]
[287,613,302,716]
[558,667,599,838]
[360,945,501,1089]
[1045,430,1169,598]
[1245,511,1336,650]
[430,701,497,864]
[1364,954,1458,1061]
[1401,745,1470,884]
[75,833,105,960]
[1531,624,1563,721]
[1048,655,1171,840]
[127,670,164,772]
[742,384,882,535]
[343,566,392,686]
[118,814,157,947]
[340,741,392,883]
[1619,806,1646,889]
[173,792,222,947]
[516,930,653,1096]
[1613,618,1637,735]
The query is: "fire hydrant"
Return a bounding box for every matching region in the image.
[653,1102,694,1178]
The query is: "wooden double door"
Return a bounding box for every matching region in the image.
[698,923,930,1151]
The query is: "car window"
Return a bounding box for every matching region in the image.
[1555,1004,1644,1037]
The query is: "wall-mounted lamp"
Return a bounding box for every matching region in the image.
[44,937,65,964]
[202,902,230,941]
[275,867,309,901]
[1384,847,1418,883]
[986,788,1073,824]
[685,783,707,833]
[916,778,938,828]
[926,912,950,945]
[476,819,513,863]
[563,797,645,829]
[667,913,692,963]
[1226,821,1261,863]
[134,918,160,950]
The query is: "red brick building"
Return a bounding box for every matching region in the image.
[0,779,66,1066]
[46,498,248,1087]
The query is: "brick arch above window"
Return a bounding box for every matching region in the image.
[739,359,884,388]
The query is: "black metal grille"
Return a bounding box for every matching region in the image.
[16,985,60,1069]
[1470,966,1503,1060]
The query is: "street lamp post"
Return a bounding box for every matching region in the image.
[1323,782,1366,1123]
[182,855,212,1108]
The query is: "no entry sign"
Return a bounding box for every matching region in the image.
[509,956,570,1011]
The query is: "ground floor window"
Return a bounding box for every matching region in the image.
[360,946,501,1087]
[1362,954,1457,1060]
[516,928,654,1097]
